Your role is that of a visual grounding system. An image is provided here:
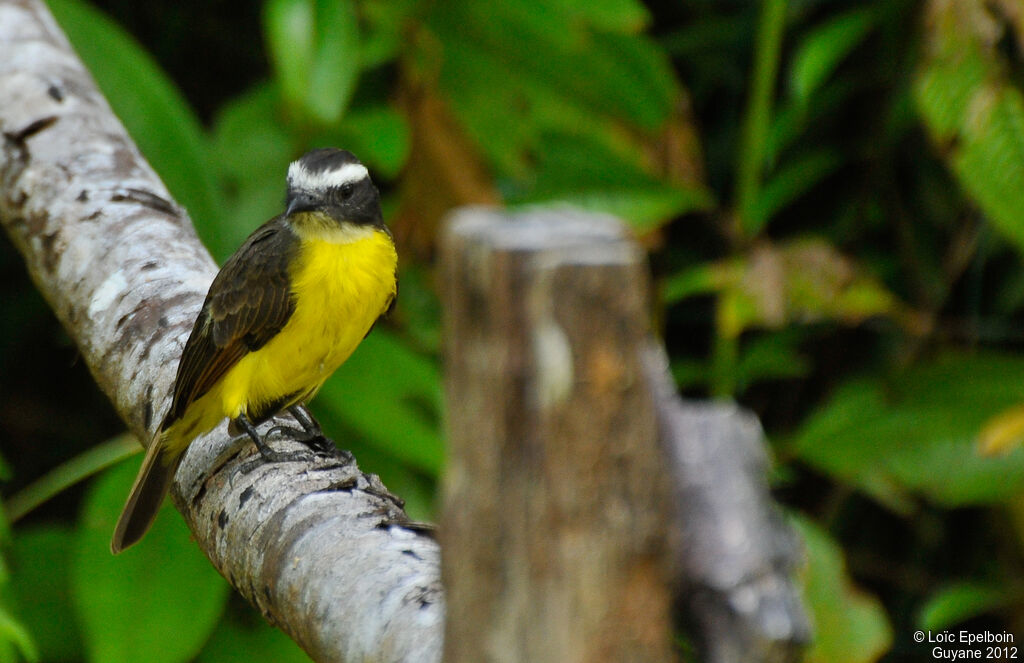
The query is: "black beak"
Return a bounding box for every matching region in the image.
[286,191,318,217]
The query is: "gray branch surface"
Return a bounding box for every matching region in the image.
[0,2,443,661]
[644,344,811,663]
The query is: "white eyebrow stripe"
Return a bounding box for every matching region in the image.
[287,161,369,191]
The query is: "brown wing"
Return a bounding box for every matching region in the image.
[162,217,298,428]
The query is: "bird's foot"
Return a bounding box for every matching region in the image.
[266,424,334,454]
[233,413,316,474]
[283,404,336,454]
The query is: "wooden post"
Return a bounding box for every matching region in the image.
[440,207,675,663]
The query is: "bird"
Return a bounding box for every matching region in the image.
[111,148,398,553]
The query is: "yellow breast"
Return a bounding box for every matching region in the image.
[218,225,397,420]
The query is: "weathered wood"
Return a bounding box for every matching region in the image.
[0,2,442,661]
[440,207,675,663]
[644,344,810,663]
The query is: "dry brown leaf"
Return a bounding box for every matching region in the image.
[393,74,500,260]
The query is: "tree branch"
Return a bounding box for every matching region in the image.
[643,343,811,662]
[0,2,443,662]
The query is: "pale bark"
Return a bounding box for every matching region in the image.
[0,2,443,662]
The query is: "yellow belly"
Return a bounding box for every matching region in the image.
[163,228,396,456]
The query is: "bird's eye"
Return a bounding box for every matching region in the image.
[339,183,355,200]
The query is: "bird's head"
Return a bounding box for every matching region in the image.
[284,148,384,233]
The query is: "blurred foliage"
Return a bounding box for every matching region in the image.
[793,515,892,663]
[5,0,1024,661]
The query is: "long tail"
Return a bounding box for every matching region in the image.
[110,435,181,554]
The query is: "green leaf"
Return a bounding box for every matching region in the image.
[790,8,875,104]
[361,0,421,68]
[314,330,444,476]
[994,264,1024,313]
[198,609,311,663]
[218,172,289,263]
[915,27,988,138]
[918,581,1017,631]
[0,607,36,663]
[915,4,1024,258]
[521,187,711,234]
[423,0,682,179]
[792,353,1024,509]
[794,515,892,663]
[388,263,442,354]
[735,330,811,391]
[210,84,294,260]
[678,239,900,340]
[546,0,650,34]
[320,105,411,178]
[264,0,315,120]
[767,77,859,165]
[949,88,1024,253]
[669,358,707,391]
[264,0,360,126]
[45,0,223,237]
[0,505,9,548]
[660,13,753,58]
[0,532,36,663]
[668,331,810,394]
[510,132,713,232]
[588,30,680,130]
[9,526,81,662]
[307,0,360,124]
[211,83,293,187]
[735,0,786,238]
[661,263,722,305]
[6,434,139,524]
[748,149,843,234]
[71,459,228,663]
